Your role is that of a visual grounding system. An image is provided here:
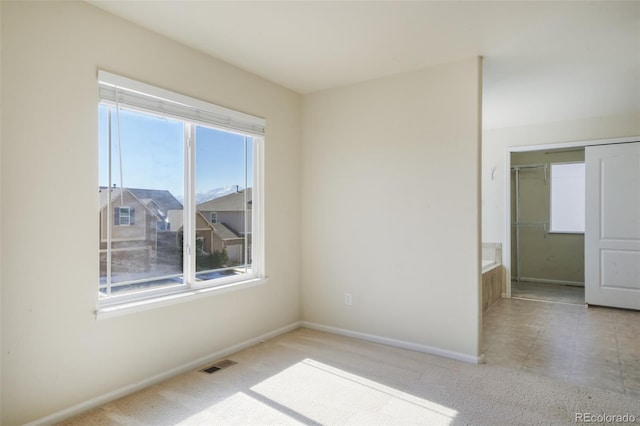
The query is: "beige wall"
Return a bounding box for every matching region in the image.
[0,2,301,425]
[7,1,635,423]
[511,150,585,284]
[482,113,640,278]
[301,58,482,359]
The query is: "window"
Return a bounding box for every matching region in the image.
[98,71,265,308]
[114,207,134,226]
[550,162,585,233]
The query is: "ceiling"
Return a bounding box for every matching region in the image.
[88,1,639,129]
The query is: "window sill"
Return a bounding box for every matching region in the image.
[96,277,268,320]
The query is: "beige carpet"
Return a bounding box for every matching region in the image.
[61,328,640,425]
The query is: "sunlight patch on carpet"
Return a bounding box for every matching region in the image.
[249,358,458,424]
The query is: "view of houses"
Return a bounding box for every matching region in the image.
[99,186,252,292]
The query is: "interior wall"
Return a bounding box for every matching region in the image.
[301,57,482,359]
[482,112,640,256]
[0,2,301,425]
[510,150,585,284]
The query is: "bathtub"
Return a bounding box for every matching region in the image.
[482,259,500,273]
[482,243,503,312]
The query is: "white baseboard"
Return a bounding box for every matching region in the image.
[26,321,302,426]
[512,277,584,287]
[301,321,481,364]
[28,319,481,424]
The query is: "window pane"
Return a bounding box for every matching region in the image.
[550,163,585,233]
[99,104,185,297]
[194,125,253,283]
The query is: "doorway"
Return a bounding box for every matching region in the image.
[510,148,585,304]
[504,136,640,309]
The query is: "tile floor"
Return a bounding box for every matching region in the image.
[483,297,640,397]
[511,280,585,305]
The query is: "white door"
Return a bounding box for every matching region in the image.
[585,142,640,310]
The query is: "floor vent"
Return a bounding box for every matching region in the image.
[200,359,237,374]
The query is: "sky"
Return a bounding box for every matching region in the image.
[98,105,253,201]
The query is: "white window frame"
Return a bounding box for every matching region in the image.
[210,212,217,223]
[549,162,585,234]
[97,71,266,317]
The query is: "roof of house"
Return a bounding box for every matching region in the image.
[166,210,238,240]
[211,222,241,240]
[140,198,167,219]
[98,188,162,219]
[99,187,183,213]
[127,188,183,212]
[197,188,252,212]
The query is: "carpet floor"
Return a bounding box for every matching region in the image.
[61,326,640,425]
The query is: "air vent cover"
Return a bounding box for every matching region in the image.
[200,359,237,374]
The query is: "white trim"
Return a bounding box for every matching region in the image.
[98,246,149,253]
[504,148,512,298]
[504,135,640,300]
[547,231,584,235]
[185,123,196,289]
[514,277,584,287]
[96,277,268,319]
[252,137,265,277]
[301,322,482,364]
[100,236,147,243]
[98,70,265,136]
[25,320,301,426]
[511,296,583,307]
[507,136,639,153]
[97,81,266,311]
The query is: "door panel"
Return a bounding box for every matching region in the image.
[600,154,640,240]
[601,250,640,290]
[585,142,640,310]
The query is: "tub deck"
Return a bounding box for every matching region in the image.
[482,259,500,274]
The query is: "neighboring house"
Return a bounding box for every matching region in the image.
[100,185,252,277]
[167,209,244,267]
[197,188,252,265]
[99,187,186,278]
[210,222,246,265]
[127,188,184,231]
[98,187,164,276]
